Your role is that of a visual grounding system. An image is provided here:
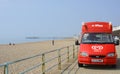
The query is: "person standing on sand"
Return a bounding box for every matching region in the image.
[52,40,54,46]
[9,43,12,45]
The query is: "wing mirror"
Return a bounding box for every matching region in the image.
[114,40,119,45]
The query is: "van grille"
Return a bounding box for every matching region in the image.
[89,55,105,58]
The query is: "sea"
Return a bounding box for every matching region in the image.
[0,36,73,45]
[0,37,68,45]
[0,37,51,45]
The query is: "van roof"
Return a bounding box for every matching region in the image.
[82,21,112,33]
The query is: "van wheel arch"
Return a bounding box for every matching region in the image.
[78,62,83,67]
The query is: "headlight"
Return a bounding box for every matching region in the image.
[107,53,115,57]
[80,52,88,57]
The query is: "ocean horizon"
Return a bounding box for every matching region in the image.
[0,37,69,44]
[0,38,52,44]
[0,36,74,44]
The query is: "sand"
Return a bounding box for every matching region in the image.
[0,39,75,63]
[0,39,76,74]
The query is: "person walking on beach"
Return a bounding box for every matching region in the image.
[52,40,54,46]
[9,43,12,45]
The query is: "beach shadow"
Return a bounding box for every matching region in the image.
[83,58,120,70]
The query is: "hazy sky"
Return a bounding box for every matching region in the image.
[0,0,120,39]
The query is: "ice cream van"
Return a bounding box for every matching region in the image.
[76,22,119,67]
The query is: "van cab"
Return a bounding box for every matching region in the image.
[76,22,119,67]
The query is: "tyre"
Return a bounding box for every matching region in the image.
[78,62,83,67]
[111,64,117,68]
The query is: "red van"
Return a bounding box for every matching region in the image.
[76,22,119,67]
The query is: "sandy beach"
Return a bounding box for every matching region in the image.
[0,39,75,63]
[0,38,76,74]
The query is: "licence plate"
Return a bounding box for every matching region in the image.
[91,59,103,63]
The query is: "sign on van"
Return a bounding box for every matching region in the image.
[92,24,103,27]
[91,45,103,52]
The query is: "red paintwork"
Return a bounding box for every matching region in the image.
[82,22,112,34]
[78,44,117,65]
[78,22,117,66]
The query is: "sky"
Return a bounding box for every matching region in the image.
[0,0,120,42]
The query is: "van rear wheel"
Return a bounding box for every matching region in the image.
[111,64,116,68]
[78,62,83,67]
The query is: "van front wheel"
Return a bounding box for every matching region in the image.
[78,62,83,67]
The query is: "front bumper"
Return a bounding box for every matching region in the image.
[78,56,117,65]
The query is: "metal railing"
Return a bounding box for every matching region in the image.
[0,45,78,74]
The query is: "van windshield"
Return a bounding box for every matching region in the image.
[81,33,114,44]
